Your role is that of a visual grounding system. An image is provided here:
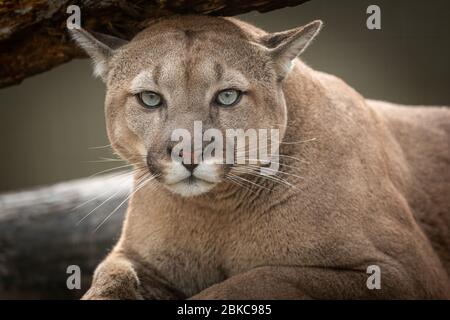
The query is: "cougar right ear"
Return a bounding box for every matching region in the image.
[261,20,323,80]
[70,27,128,81]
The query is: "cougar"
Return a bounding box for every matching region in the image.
[71,15,450,299]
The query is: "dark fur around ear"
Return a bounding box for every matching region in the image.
[70,27,129,81]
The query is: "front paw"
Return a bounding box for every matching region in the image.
[82,259,143,300]
[82,284,142,300]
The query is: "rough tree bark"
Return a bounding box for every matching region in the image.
[0,0,310,89]
[0,174,132,299]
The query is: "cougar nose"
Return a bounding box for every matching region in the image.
[179,150,198,173]
[182,162,198,173]
[167,145,199,173]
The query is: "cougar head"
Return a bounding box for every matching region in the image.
[71,15,322,197]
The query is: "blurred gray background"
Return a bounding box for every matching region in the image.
[1,0,449,192]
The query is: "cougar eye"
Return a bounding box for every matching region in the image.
[137,91,163,108]
[215,89,241,107]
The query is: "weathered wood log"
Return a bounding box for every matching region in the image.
[0,0,310,89]
[0,173,132,299]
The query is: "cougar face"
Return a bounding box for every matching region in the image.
[72,16,322,197]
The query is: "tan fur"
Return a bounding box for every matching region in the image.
[76,15,450,299]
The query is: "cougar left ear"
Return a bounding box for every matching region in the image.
[261,20,323,80]
[70,27,129,81]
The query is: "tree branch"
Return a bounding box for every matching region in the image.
[0,0,310,89]
[0,174,131,299]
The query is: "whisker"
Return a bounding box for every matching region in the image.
[227,171,272,192]
[88,144,112,150]
[240,158,305,172]
[272,154,310,164]
[76,183,131,226]
[75,170,148,225]
[243,163,305,181]
[225,173,257,194]
[233,147,310,164]
[279,137,317,145]
[232,166,296,189]
[84,157,126,163]
[94,173,160,232]
[72,168,145,211]
[87,163,144,178]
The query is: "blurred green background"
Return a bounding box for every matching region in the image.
[1,0,449,192]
